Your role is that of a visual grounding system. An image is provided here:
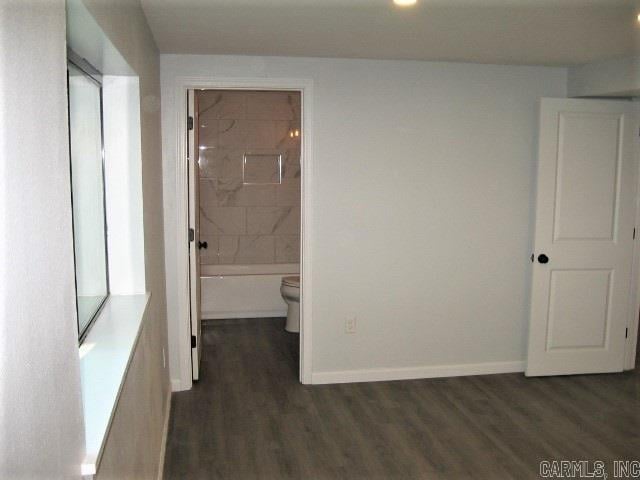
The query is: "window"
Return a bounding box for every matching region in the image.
[67,57,109,341]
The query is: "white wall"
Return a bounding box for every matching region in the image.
[0,1,86,477]
[568,55,640,98]
[161,54,567,383]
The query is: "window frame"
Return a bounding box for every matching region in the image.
[67,50,110,343]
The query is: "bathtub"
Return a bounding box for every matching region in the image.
[200,263,300,320]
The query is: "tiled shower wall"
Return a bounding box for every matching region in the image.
[197,90,301,265]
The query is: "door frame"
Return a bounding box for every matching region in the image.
[173,76,315,388]
[622,101,640,370]
[625,117,640,369]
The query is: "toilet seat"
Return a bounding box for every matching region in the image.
[281,276,300,288]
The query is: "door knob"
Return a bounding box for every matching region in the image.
[198,241,208,250]
[537,254,549,264]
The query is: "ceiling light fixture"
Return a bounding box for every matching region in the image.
[394,0,417,6]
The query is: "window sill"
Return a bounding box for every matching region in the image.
[79,293,151,476]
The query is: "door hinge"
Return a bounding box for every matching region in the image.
[191,335,197,348]
[634,228,636,240]
[625,327,628,338]
[189,228,195,242]
[187,116,194,131]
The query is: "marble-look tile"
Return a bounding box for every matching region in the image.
[245,121,278,149]
[198,121,217,148]
[198,235,219,265]
[196,90,302,267]
[214,177,246,205]
[200,207,246,235]
[236,185,277,206]
[217,236,239,263]
[276,180,300,206]
[246,91,300,121]
[275,235,300,263]
[217,235,275,264]
[200,180,278,207]
[236,236,276,264]
[282,149,301,180]
[197,91,246,121]
[199,179,221,206]
[273,121,300,150]
[198,148,243,180]
[246,207,300,235]
[199,178,241,206]
[218,119,247,148]
[243,153,282,184]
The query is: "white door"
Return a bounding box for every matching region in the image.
[526,98,639,377]
[187,89,203,381]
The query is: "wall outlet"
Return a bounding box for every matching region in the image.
[345,316,357,334]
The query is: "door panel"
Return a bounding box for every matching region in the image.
[553,113,622,241]
[188,89,202,381]
[546,269,611,350]
[526,98,638,377]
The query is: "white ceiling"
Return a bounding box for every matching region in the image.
[141,0,640,66]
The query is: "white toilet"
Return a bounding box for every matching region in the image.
[280,276,300,333]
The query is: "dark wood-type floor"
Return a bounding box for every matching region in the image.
[164,318,640,480]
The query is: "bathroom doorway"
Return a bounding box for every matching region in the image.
[178,79,314,388]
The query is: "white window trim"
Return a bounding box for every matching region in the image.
[80,293,151,476]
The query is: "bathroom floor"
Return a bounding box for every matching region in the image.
[163,318,640,479]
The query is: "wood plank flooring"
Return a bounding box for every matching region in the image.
[163,318,640,479]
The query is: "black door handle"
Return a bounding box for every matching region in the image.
[538,254,549,264]
[198,241,208,250]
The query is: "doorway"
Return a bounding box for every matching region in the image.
[176,78,314,389]
[188,89,303,380]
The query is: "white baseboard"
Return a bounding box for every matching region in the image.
[202,309,287,320]
[311,360,526,385]
[156,391,172,480]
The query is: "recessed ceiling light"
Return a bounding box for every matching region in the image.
[637,13,640,22]
[394,0,417,6]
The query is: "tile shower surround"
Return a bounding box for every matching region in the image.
[197,90,301,265]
